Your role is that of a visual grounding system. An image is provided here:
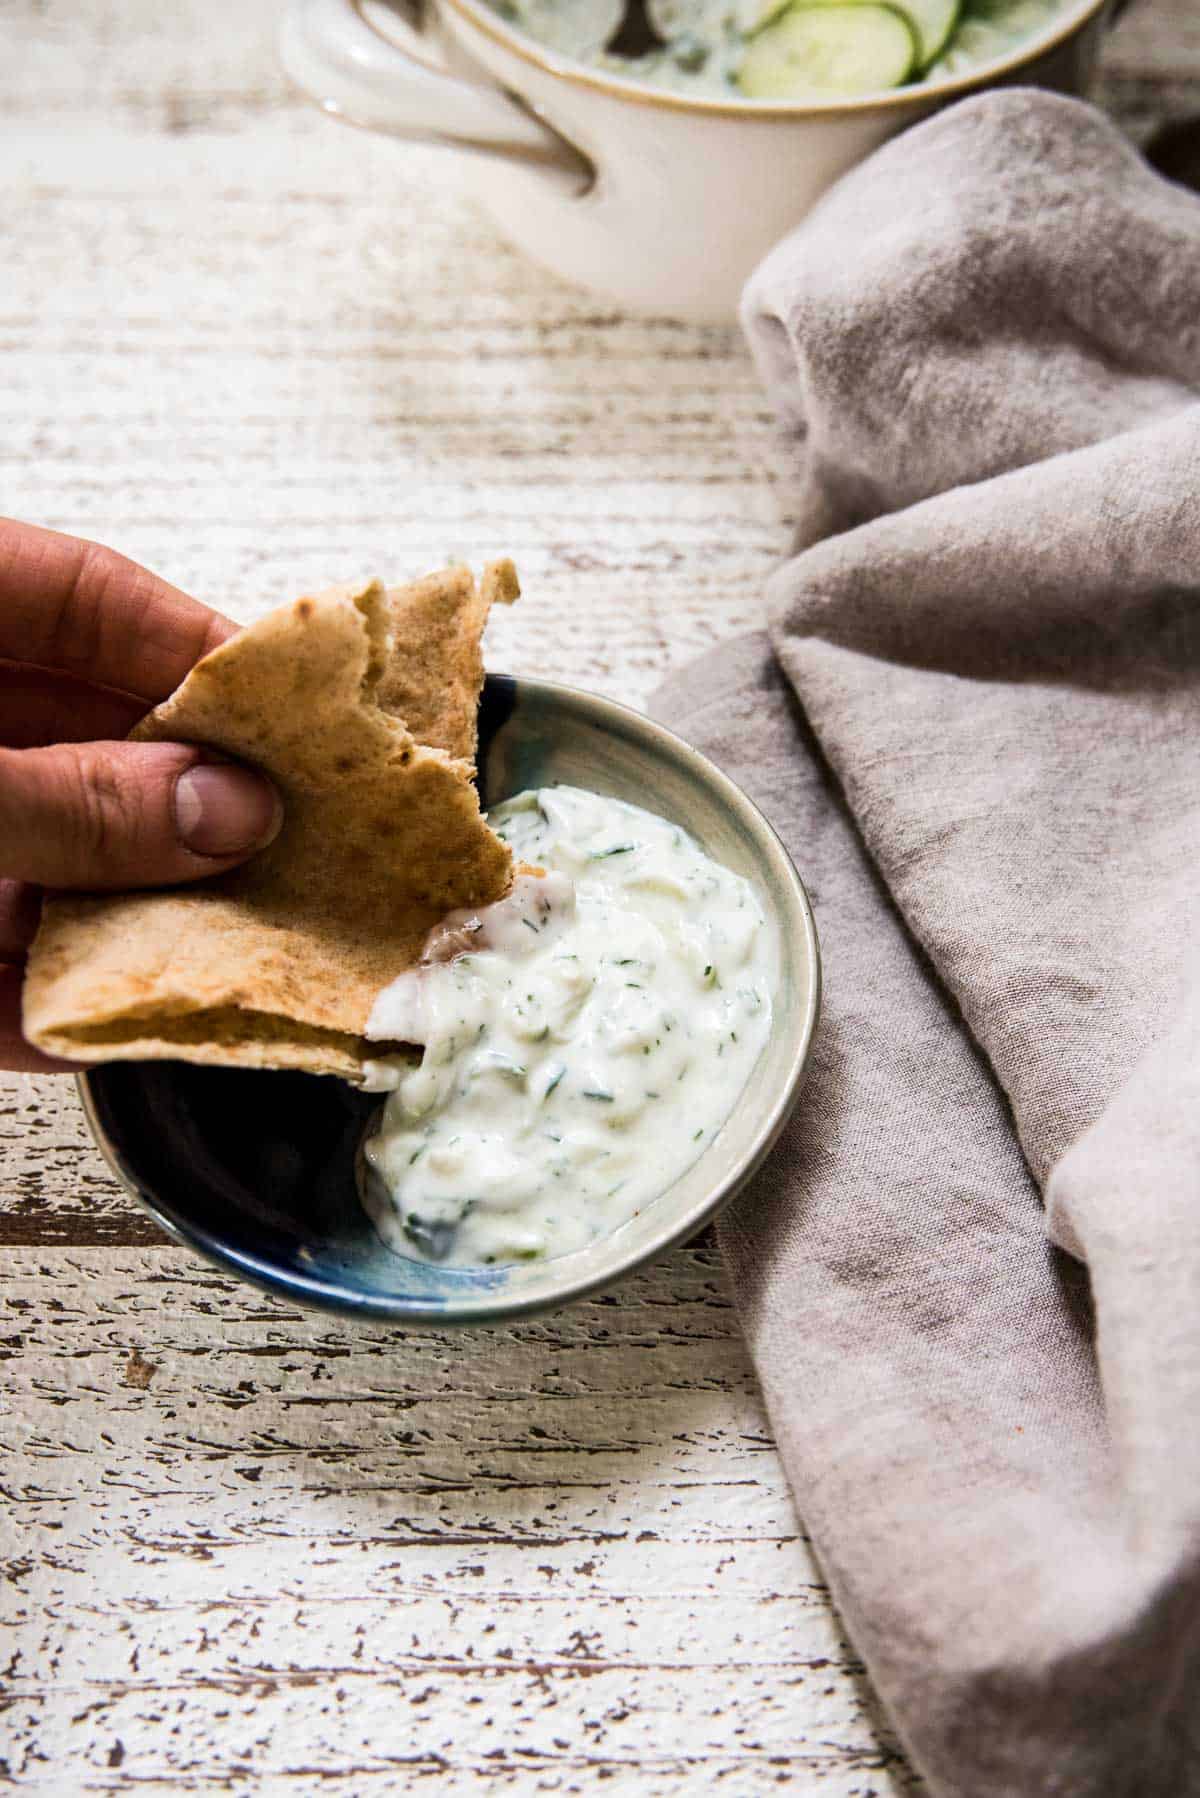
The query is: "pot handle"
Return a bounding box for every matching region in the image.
[280,0,592,193]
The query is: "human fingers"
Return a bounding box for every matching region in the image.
[0,518,236,702]
[0,880,42,959]
[0,740,282,890]
[0,661,147,748]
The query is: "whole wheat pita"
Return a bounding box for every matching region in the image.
[23,563,518,1080]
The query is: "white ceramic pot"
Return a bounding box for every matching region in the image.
[280,0,1112,320]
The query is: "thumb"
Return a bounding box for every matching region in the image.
[0,741,283,890]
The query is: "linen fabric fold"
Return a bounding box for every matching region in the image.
[652,90,1200,1796]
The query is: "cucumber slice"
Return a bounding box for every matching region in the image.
[736,3,916,97]
[755,0,958,68]
[893,0,960,67]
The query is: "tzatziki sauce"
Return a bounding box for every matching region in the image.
[484,0,1074,101]
[361,785,773,1267]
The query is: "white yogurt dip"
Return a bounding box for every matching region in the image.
[361,785,773,1267]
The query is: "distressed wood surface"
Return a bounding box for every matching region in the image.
[2,0,1196,1789]
[2,1247,924,1794]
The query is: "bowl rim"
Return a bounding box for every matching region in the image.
[430,0,1109,121]
[78,673,822,1326]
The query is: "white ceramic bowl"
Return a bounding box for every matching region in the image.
[280,0,1113,317]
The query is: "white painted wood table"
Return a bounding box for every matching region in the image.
[2,2,1196,1789]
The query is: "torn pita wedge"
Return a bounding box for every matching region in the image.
[381,558,518,756]
[23,566,517,1080]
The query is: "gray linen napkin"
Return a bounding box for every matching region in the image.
[650,90,1200,1797]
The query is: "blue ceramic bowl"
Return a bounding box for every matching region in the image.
[79,675,820,1324]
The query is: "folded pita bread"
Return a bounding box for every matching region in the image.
[23,563,518,1080]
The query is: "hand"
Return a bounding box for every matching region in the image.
[0,519,282,1072]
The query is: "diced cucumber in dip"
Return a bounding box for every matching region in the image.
[361,785,773,1268]
[737,5,915,97]
[483,0,1072,99]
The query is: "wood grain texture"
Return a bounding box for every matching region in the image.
[1,0,1195,1789]
[1,1247,922,1794]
